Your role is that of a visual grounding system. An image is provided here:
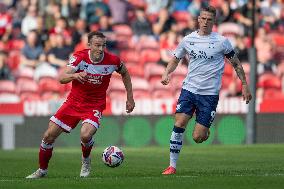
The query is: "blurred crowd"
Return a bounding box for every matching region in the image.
[0,0,284,103]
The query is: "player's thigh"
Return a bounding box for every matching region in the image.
[195,94,219,128]
[81,108,102,140]
[175,89,196,127]
[43,121,64,143]
[51,103,81,132]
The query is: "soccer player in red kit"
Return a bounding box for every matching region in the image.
[26,31,135,179]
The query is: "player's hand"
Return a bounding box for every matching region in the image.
[74,72,87,84]
[126,99,135,113]
[161,73,170,85]
[242,84,252,104]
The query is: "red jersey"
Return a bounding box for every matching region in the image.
[66,49,122,110]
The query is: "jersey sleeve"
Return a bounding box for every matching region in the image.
[67,53,82,71]
[222,38,234,55]
[174,38,186,59]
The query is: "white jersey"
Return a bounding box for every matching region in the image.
[174,31,234,95]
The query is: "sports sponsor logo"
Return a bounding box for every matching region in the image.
[68,55,77,66]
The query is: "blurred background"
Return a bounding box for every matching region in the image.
[0,0,284,150]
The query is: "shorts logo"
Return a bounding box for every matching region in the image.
[176,104,181,111]
[209,111,216,124]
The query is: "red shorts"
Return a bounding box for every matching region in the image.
[50,101,103,132]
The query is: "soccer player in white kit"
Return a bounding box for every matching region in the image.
[161,6,252,175]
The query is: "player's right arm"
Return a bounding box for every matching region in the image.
[161,37,186,85]
[161,56,180,85]
[59,66,87,84]
[59,53,87,84]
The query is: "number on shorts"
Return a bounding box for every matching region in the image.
[93,110,102,120]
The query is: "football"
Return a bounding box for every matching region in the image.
[102,146,124,168]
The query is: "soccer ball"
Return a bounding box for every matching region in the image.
[102,146,124,168]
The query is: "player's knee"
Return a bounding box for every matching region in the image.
[43,132,56,144]
[192,133,207,143]
[80,133,92,143]
[174,120,187,128]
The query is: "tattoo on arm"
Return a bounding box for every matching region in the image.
[229,55,247,85]
[117,64,127,75]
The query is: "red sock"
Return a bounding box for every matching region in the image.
[81,139,94,158]
[39,141,53,170]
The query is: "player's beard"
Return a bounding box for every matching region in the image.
[90,50,104,62]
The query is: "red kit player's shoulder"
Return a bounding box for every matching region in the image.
[103,51,120,65]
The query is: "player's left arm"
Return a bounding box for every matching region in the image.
[117,63,135,113]
[226,52,252,104]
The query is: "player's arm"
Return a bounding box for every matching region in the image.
[59,66,87,84]
[161,56,180,85]
[117,63,135,113]
[226,52,252,104]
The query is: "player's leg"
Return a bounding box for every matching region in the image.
[79,113,100,177]
[163,89,195,175]
[163,113,192,175]
[193,94,219,143]
[26,102,80,179]
[26,121,63,179]
[192,123,210,143]
[80,122,97,159]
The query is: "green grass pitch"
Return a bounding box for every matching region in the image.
[0,144,284,189]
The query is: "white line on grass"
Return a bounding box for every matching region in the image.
[0,173,284,182]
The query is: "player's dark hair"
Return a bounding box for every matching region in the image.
[201,6,216,17]
[88,31,106,43]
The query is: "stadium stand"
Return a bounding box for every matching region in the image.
[0,0,283,101]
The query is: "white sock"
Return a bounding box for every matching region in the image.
[169,126,185,169]
[39,168,48,174]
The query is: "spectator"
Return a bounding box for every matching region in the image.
[131,7,153,40]
[97,16,117,54]
[158,30,178,67]
[85,0,110,25]
[20,30,44,69]
[259,0,279,30]
[0,51,13,80]
[187,0,208,17]
[145,0,169,15]
[34,54,58,82]
[35,17,49,47]
[98,15,113,33]
[108,0,132,25]
[61,0,81,27]
[170,0,191,12]
[0,3,12,41]
[74,33,88,52]
[235,0,261,36]
[255,28,277,75]
[234,35,248,62]
[47,34,73,69]
[49,17,72,45]
[44,2,62,31]
[71,19,87,48]
[182,16,197,36]
[153,8,177,36]
[216,0,235,24]
[21,5,38,36]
